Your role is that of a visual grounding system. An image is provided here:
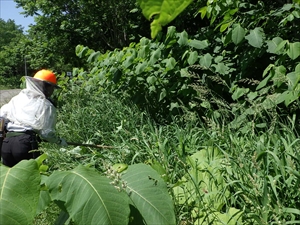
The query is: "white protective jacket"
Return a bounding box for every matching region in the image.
[0,76,60,143]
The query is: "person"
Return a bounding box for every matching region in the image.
[0,69,68,167]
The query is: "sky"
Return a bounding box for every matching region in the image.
[0,0,35,32]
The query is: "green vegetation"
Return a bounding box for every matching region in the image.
[0,19,27,80]
[54,90,300,224]
[1,89,299,224]
[0,75,22,89]
[0,0,299,224]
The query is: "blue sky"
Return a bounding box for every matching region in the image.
[0,0,35,32]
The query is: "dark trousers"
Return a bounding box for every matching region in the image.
[1,133,40,167]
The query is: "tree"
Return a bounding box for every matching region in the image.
[14,0,208,73]
[0,19,27,78]
[14,0,152,72]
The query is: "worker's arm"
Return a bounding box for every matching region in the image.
[35,101,67,146]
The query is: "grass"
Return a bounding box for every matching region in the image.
[32,89,300,224]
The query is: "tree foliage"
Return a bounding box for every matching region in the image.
[12,0,211,73]
[14,0,152,73]
[0,19,27,78]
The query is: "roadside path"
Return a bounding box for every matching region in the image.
[0,89,21,107]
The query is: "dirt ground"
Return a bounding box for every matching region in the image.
[0,89,21,107]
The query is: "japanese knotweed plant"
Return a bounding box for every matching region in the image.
[224,3,300,132]
[229,62,300,134]
[74,26,236,122]
[0,155,176,225]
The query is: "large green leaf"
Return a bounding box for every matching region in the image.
[75,45,90,58]
[87,51,101,63]
[137,0,193,38]
[245,27,265,48]
[159,88,167,101]
[284,91,299,106]
[46,165,130,225]
[122,163,176,225]
[135,61,147,75]
[200,53,213,68]
[149,48,161,65]
[173,148,230,211]
[266,37,284,54]
[177,30,189,46]
[287,71,300,89]
[165,57,177,69]
[147,76,157,85]
[187,51,198,65]
[213,62,230,75]
[232,24,245,45]
[188,39,209,50]
[287,42,300,60]
[0,160,41,225]
[220,22,232,33]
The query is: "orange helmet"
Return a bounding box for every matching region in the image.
[34,69,58,86]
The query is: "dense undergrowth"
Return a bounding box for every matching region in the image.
[0,75,22,90]
[34,87,300,224]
